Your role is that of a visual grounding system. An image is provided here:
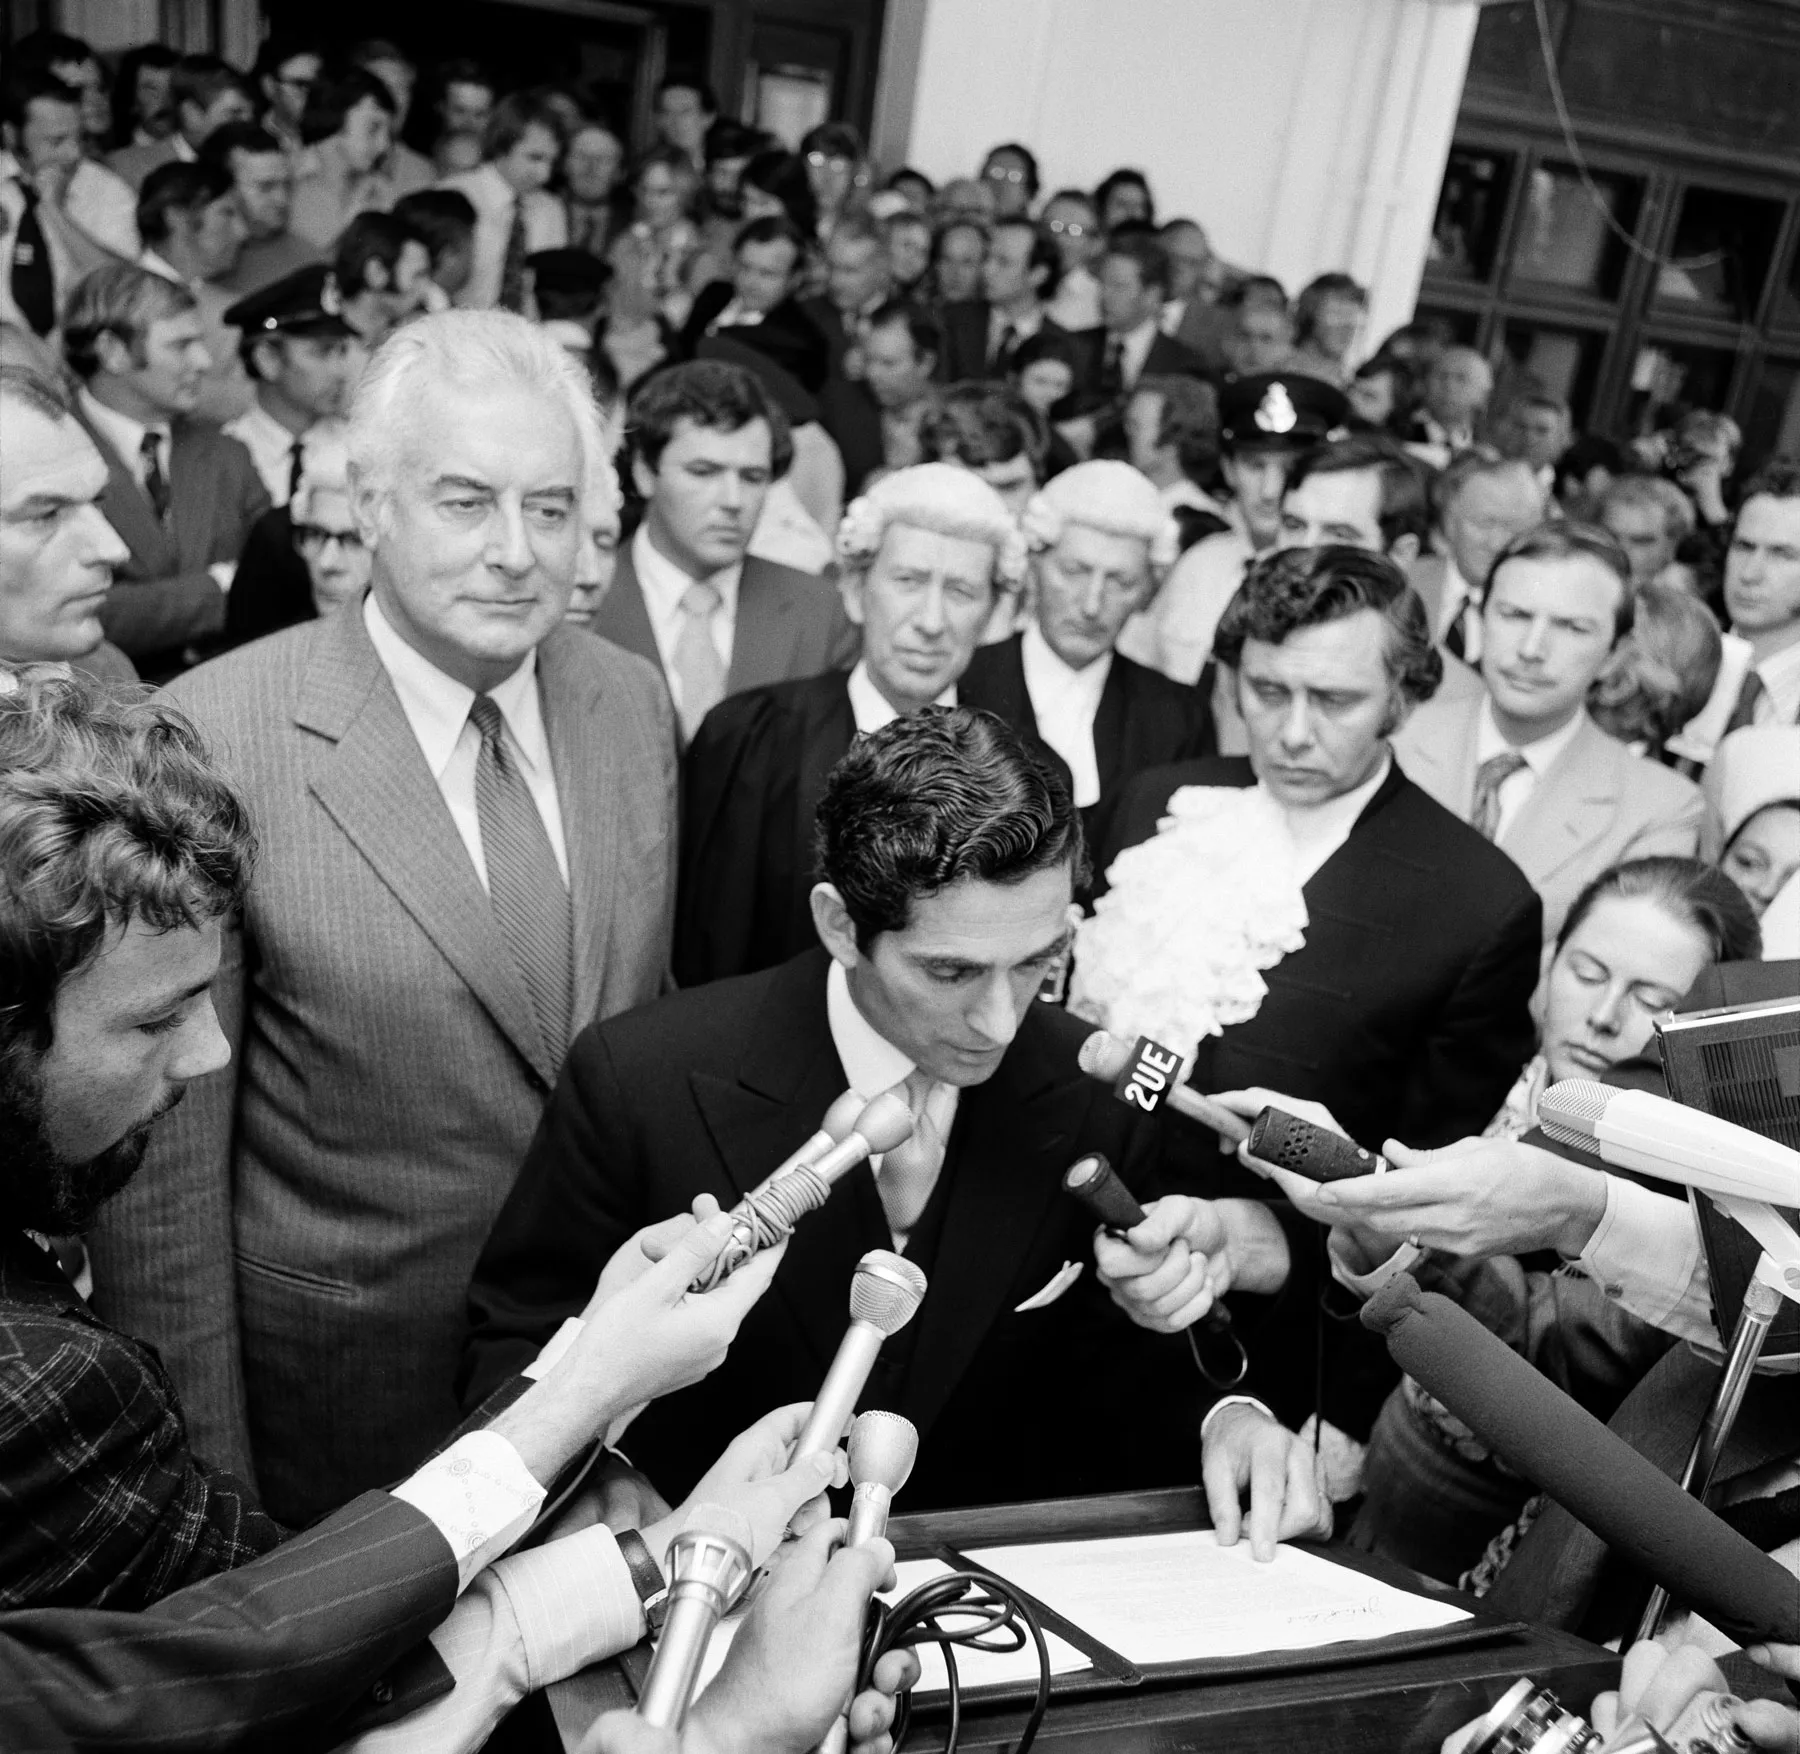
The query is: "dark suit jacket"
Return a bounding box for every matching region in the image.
[816,376,886,497]
[673,670,1062,987]
[797,295,861,383]
[960,634,1216,861]
[461,948,1300,1510]
[88,603,677,1523]
[75,407,270,680]
[1101,757,1542,1437]
[679,284,831,395]
[223,506,313,648]
[1071,327,1214,404]
[0,1491,456,1752]
[935,303,1071,384]
[588,546,857,727]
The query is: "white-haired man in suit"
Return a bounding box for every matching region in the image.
[89,308,679,1526]
[1395,521,1706,948]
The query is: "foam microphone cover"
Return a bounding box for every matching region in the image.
[1362,1273,1800,1643]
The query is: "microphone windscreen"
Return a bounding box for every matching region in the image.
[1535,1079,1607,1155]
[854,1091,915,1155]
[819,1088,867,1145]
[1361,1274,1800,1643]
[847,1409,918,1493]
[849,1249,928,1332]
[1077,1030,1132,1081]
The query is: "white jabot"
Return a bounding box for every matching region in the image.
[363,593,568,888]
[1265,753,1391,885]
[1020,622,1110,807]
[78,387,169,497]
[845,658,955,733]
[826,958,961,1247]
[632,523,740,716]
[1474,695,1587,846]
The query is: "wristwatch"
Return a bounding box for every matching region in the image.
[615,1527,670,1632]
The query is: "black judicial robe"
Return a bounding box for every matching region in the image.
[1099,755,1543,1437]
[960,633,1217,862]
[673,670,1061,989]
[460,948,1301,1509]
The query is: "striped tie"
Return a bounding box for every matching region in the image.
[1470,750,1527,842]
[469,695,573,1066]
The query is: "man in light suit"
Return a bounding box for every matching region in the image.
[593,358,857,743]
[88,310,678,1526]
[61,264,270,680]
[1395,522,1706,948]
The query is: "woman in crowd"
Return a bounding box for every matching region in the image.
[1346,353,1412,433]
[1587,579,1722,759]
[333,210,437,349]
[1094,165,1154,232]
[1286,272,1368,387]
[799,120,866,243]
[1707,725,1800,947]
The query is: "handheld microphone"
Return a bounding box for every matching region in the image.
[1362,1273,1800,1644]
[693,1092,915,1290]
[845,1410,918,1548]
[1244,1108,1389,1181]
[635,1503,755,1729]
[1536,1080,1800,1206]
[795,1251,928,1459]
[1077,1030,1252,1143]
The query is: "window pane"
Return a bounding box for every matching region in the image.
[1654,187,1784,319]
[1741,358,1800,465]
[1427,147,1514,283]
[1775,233,1800,330]
[1509,163,1639,298]
[1624,340,1738,435]
[1499,322,1604,427]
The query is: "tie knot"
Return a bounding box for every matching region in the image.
[1477,750,1528,787]
[468,694,505,744]
[138,431,161,462]
[681,580,722,618]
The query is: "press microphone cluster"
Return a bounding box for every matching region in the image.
[692,1091,916,1291]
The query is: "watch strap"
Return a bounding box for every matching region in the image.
[615,1527,670,1630]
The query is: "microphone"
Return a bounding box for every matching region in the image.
[795,1251,928,1459]
[1244,1108,1389,1181]
[845,1410,918,1548]
[1361,1273,1800,1644]
[1077,1030,1252,1143]
[693,1092,916,1290]
[1536,1080,1800,1205]
[635,1502,755,1729]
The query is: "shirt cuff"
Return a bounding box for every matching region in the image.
[208,561,236,594]
[1574,1175,1710,1341]
[488,1523,646,1690]
[522,1316,584,1381]
[1201,1394,1276,1444]
[1327,1232,1422,1299]
[391,1430,546,1593]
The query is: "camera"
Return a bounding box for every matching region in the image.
[1459,1677,1752,1753]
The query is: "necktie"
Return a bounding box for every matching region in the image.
[469,695,573,1066]
[499,197,530,313]
[9,184,55,337]
[879,1070,954,1241]
[672,580,726,742]
[287,437,306,504]
[1725,668,1768,734]
[1100,333,1125,396]
[139,431,172,527]
[1443,601,1469,664]
[992,322,1018,374]
[1470,750,1528,842]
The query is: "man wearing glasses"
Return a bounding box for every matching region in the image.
[1041,188,1103,331]
[978,142,1038,220]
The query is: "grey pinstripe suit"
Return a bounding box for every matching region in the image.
[87,601,677,1525]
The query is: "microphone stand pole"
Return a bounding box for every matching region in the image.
[1635,1199,1800,1641]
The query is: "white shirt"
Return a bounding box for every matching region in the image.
[1747,629,1800,726]
[79,386,169,496]
[1114,319,1159,390]
[363,594,569,889]
[1474,695,1586,845]
[748,477,833,574]
[845,658,955,733]
[64,157,141,259]
[1020,621,1110,807]
[1266,753,1392,886]
[708,296,765,331]
[223,400,310,507]
[632,524,740,719]
[1046,264,1100,333]
[1115,526,1251,685]
[437,162,569,310]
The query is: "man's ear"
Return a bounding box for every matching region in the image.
[810,883,860,968]
[345,459,385,549]
[835,567,867,628]
[92,330,132,378]
[1387,533,1421,567]
[631,451,658,504]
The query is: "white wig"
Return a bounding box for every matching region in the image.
[344,308,607,510]
[291,420,350,524]
[1020,459,1181,573]
[1707,726,1800,848]
[835,462,1029,591]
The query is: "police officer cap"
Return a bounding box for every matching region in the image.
[1219,372,1349,453]
[222,264,356,341]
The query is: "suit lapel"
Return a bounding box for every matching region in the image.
[299,605,556,1083]
[537,630,616,1033]
[76,407,177,573]
[1502,715,1621,886]
[592,551,665,681]
[728,560,794,694]
[902,1021,1078,1444]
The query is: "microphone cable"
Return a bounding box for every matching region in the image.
[856,1568,1052,1754]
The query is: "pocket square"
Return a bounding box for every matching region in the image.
[1014,1260,1083,1313]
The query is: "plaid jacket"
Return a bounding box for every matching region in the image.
[0,1228,283,1610]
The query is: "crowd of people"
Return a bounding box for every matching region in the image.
[3,21,1800,1754]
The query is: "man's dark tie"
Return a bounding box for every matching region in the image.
[9,185,55,337]
[1444,608,1469,664]
[499,199,529,314]
[469,695,573,1065]
[1470,750,1527,842]
[139,431,172,527]
[287,437,306,503]
[1100,332,1124,396]
[1725,667,1768,734]
[991,322,1018,374]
